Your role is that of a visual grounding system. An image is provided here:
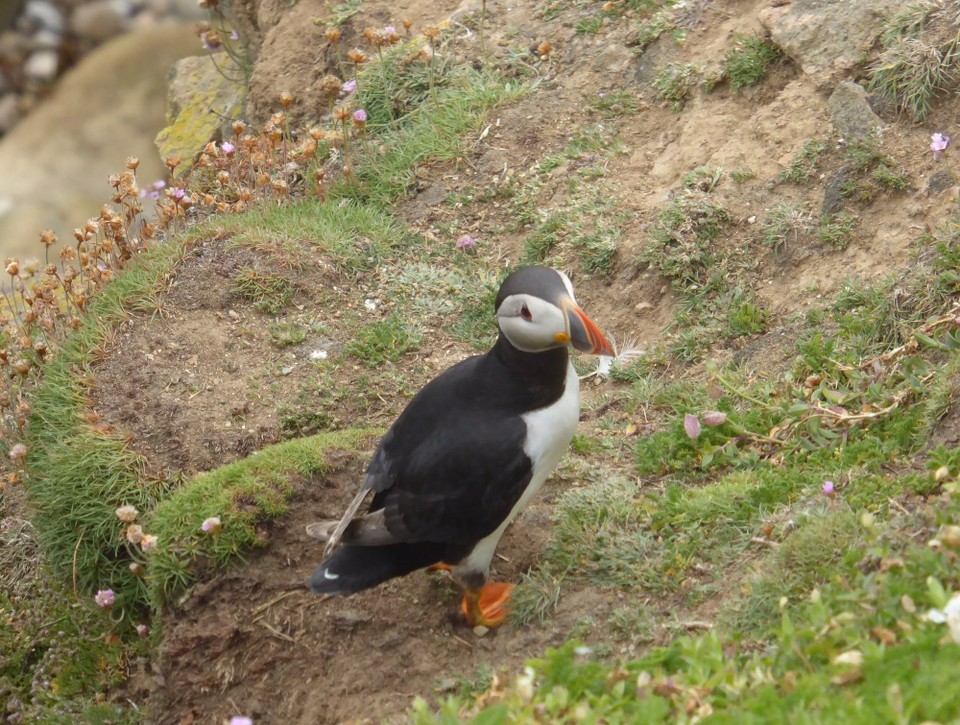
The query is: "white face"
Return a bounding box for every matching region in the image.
[496,293,568,353]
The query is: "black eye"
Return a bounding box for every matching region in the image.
[520,305,532,321]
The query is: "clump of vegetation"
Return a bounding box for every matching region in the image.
[761,201,815,250]
[779,138,827,184]
[653,62,702,111]
[232,268,295,313]
[642,192,732,287]
[818,211,857,249]
[724,33,781,90]
[868,0,960,119]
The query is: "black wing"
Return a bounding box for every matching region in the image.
[363,354,534,546]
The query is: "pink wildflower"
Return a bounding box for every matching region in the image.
[201,516,221,534]
[702,411,727,427]
[341,80,357,94]
[822,480,835,498]
[136,624,150,638]
[221,141,235,155]
[352,109,367,124]
[931,132,951,160]
[683,414,701,440]
[95,589,115,608]
[8,443,27,462]
[455,234,475,250]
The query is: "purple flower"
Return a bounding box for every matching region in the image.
[229,718,253,725]
[822,480,835,498]
[201,516,221,534]
[8,443,27,462]
[683,414,701,440]
[136,624,149,638]
[173,188,185,200]
[931,132,951,159]
[202,37,222,52]
[702,411,727,427]
[455,234,476,250]
[341,80,357,94]
[221,141,235,155]
[230,29,240,40]
[352,109,367,123]
[95,589,115,608]
[384,25,396,34]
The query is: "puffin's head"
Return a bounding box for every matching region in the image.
[495,266,614,356]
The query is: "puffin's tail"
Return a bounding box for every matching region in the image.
[309,542,445,595]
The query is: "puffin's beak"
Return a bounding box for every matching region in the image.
[560,298,614,356]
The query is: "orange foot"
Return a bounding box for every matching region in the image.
[461,582,516,628]
[427,562,452,573]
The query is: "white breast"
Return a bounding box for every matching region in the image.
[455,362,580,579]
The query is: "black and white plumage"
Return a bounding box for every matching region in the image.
[307,266,613,626]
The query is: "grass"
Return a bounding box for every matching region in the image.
[778,139,827,184]
[868,1,960,120]
[761,201,815,250]
[653,63,701,112]
[148,429,373,603]
[345,311,423,366]
[724,34,781,90]
[413,216,960,723]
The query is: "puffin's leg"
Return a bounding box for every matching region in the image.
[460,582,516,627]
[427,562,452,573]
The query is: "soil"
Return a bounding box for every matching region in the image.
[80,0,960,722]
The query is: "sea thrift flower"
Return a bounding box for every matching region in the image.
[115,505,138,523]
[702,411,727,427]
[140,534,158,552]
[125,524,143,545]
[221,141,235,155]
[229,718,253,725]
[683,414,701,440]
[230,29,240,40]
[822,480,835,498]
[8,443,27,462]
[94,589,115,608]
[341,80,357,94]
[201,516,221,534]
[136,624,150,638]
[173,188,186,200]
[456,234,476,250]
[931,132,951,159]
[352,109,367,124]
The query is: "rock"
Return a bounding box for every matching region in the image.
[24,0,64,34]
[759,0,899,78]
[821,168,848,216]
[23,49,58,81]
[0,24,198,261]
[927,169,957,196]
[70,1,126,43]
[154,54,244,176]
[0,94,19,132]
[169,0,208,21]
[828,81,883,141]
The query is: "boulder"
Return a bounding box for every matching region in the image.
[0,24,197,261]
[760,0,898,79]
[154,54,245,176]
[828,81,883,141]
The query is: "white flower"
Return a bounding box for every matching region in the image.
[140,533,158,552]
[364,298,378,311]
[926,593,960,644]
[115,505,138,523]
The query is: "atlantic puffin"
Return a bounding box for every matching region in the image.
[307,266,613,627]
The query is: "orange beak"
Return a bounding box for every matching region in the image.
[561,298,614,356]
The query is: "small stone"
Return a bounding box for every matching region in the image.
[25,0,65,34]
[281,365,295,375]
[472,625,489,637]
[634,301,653,311]
[227,309,239,320]
[23,49,58,81]
[70,1,126,43]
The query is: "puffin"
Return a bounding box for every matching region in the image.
[307,266,614,627]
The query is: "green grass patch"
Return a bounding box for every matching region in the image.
[147,429,372,604]
[345,311,423,366]
[725,33,781,90]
